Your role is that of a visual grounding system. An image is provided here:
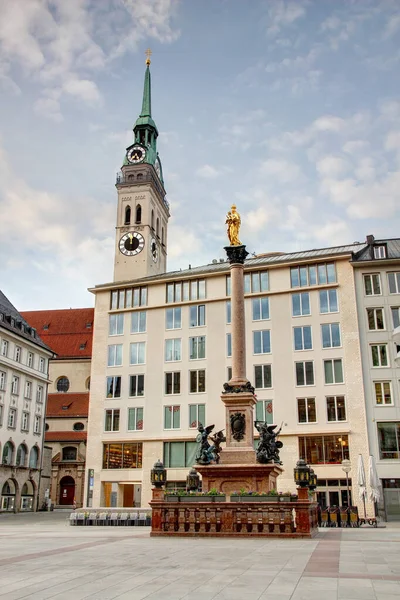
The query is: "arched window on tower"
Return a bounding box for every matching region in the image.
[151,210,154,230]
[125,205,131,225]
[135,204,142,224]
[161,227,165,245]
[156,218,160,238]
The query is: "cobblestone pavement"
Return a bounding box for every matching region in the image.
[0,511,399,600]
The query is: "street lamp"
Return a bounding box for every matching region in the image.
[341,459,351,507]
[150,459,167,488]
[186,468,200,492]
[294,459,311,488]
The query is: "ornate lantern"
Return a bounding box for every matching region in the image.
[150,459,167,488]
[294,459,311,488]
[309,468,317,491]
[186,467,200,492]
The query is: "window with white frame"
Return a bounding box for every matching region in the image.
[253,330,271,354]
[296,361,314,386]
[39,357,46,372]
[129,374,144,397]
[105,409,120,431]
[110,286,147,309]
[227,333,232,357]
[392,307,400,329]
[254,365,272,389]
[107,344,123,367]
[165,372,181,395]
[24,381,32,399]
[294,326,312,350]
[165,339,181,362]
[388,272,400,294]
[0,404,3,427]
[190,304,205,327]
[189,336,206,360]
[324,359,344,384]
[109,313,124,336]
[189,404,205,428]
[164,405,180,429]
[15,346,22,362]
[226,301,231,324]
[290,263,336,288]
[252,297,270,321]
[106,376,121,398]
[321,323,341,348]
[227,366,232,380]
[130,342,146,364]
[166,307,181,330]
[11,376,19,395]
[21,412,29,432]
[371,344,389,367]
[190,369,206,393]
[166,279,206,303]
[292,292,310,317]
[367,308,385,330]
[27,352,34,368]
[364,273,381,296]
[8,408,16,428]
[36,385,43,403]
[1,340,8,357]
[34,416,41,434]
[0,371,6,390]
[131,311,146,333]
[374,245,386,259]
[127,407,143,431]
[244,271,269,294]
[297,398,316,423]
[374,381,392,405]
[319,289,338,313]
[255,400,273,424]
[326,396,346,421]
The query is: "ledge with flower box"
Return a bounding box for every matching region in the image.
[165,489,226,503]
[163,489,298,503]
[230,490,298,503]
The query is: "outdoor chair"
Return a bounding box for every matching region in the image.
[320,509,329,527]
[329,506,339,527]
[69,512,77,525]
[119,513,129,526]
[138,512,147,526]
[130,511,139,526]
[109,512,119,526]
[339,507,349,527]
[349,507,359,528]
[87,512,98,526]
[98,512,108,526]
[76,513,85,526]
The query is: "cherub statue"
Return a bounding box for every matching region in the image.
[226,204,242,246]
[210,429,226,464]
[195,424,216,465]
[254,422,283,464]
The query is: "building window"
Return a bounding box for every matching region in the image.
[253,330,271,354]
[189,336,206,360]
[374,245,386,259]
[226,301,231,324]
[297,398,316,423]
[11,376,19,395]
[388,272,400,294]
[103,442,143,469]
[374,382,392,405]
[73,422,84,431]
[107,344,123,367]
[296,361,314,386]
[378,422,400,459]
[299,434,349,464]
[252,297,270,321]
[165,372,181,395]
[24,381,32,399]
[245,271,269,294]
[14,346,22,362]
[321,323,341,348]
[124,204,131,225]
[164,405,180,429]
[294,326,312,351]
[39,357,46,372]
[189,404,205,428]
[367,307,385,330]
[190,305,205,327]
[227,333,232,357]
[163,441,198,467]
[56,376,70,392]
[0,370,6,390]
[3,441,14,464]
[1,340,8,357]
[392,307,400,329]
[226,276,231,296]
[21,412,30,432]
[190,370,206,393]
[109,314,124,336]
[166,307,181,330]
[129,374,144,397]
[319,289,338,314]
[255,400,273,424]
[29,446,39,468]
[135,204,142,224]
[324,359,344,384]
[165,339,181,362]
[106,376,121,398]
[166,279,206,303]
[130,342,145,365]
[27,352,34,368]
[131,311,146,333]
[16,444,27,466]
[36,385,43,402]
[291,263,336,288]
[111,286,147,309]
[371,344,389,367]
[292,292,310,317]
[364,274,381,296]
[227,366,232,380]
[326,396,346,421]
[105,409,120,432]
[34,416,41,434]
[128,407,143,431]
[62,446,77,461]
[254,365,272,389]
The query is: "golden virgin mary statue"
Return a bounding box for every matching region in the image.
[226,204,241,246]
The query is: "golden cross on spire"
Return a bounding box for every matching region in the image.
[145,48,152,65]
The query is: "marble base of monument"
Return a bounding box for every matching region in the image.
[195,462,283,495]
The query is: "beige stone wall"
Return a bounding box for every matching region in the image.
[49,359,91,393]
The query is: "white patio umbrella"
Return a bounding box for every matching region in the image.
[357,454,367,520]
[369,455,381,505]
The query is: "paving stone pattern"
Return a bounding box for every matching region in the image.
[0,512,399,600]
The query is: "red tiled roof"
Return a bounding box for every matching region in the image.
[45,431,87,442]
[46,393,89,418]
[21,308,94,358]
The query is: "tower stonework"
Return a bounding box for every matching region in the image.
[113,56,169,283]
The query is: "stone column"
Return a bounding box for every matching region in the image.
[229,261,248,385]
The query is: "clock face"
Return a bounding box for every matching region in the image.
[119,232,145,256]
[127,145,146,164]
[151,237,158,263]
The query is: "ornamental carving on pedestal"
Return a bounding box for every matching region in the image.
[230,412,246,441]
[222,381,255,395]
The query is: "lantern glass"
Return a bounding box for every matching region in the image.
[294,459,310,488]
[151,459,167,488]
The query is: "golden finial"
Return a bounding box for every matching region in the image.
[145,48,152,66]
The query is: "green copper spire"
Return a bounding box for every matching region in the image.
[140,64,151,118]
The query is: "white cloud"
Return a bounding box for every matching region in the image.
[196,164,219,179]
[316,156,349,178]
[385,131,400,151]
[384,13,400,38]
[260,159,301,183]
[266,0,307,37]
[62,78,102,105]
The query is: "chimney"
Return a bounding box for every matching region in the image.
[366,234,375,245]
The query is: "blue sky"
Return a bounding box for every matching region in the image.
[0,0,399,310]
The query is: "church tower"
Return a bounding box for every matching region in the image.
[114,51,169,282]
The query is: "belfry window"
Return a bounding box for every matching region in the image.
[162,227,165,245]
[156,218,160,238]
[124,205,131,225]
[151,210,154,230]
[136,204,142,223]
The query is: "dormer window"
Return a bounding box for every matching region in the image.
[0,313,3,321]
[85,322,92,329]
[374,246,386,259]
[79,343,86,350]
[43,324,49,330]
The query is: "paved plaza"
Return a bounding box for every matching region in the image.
[0,511,400,600]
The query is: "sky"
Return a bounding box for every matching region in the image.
[0,0,400,310]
